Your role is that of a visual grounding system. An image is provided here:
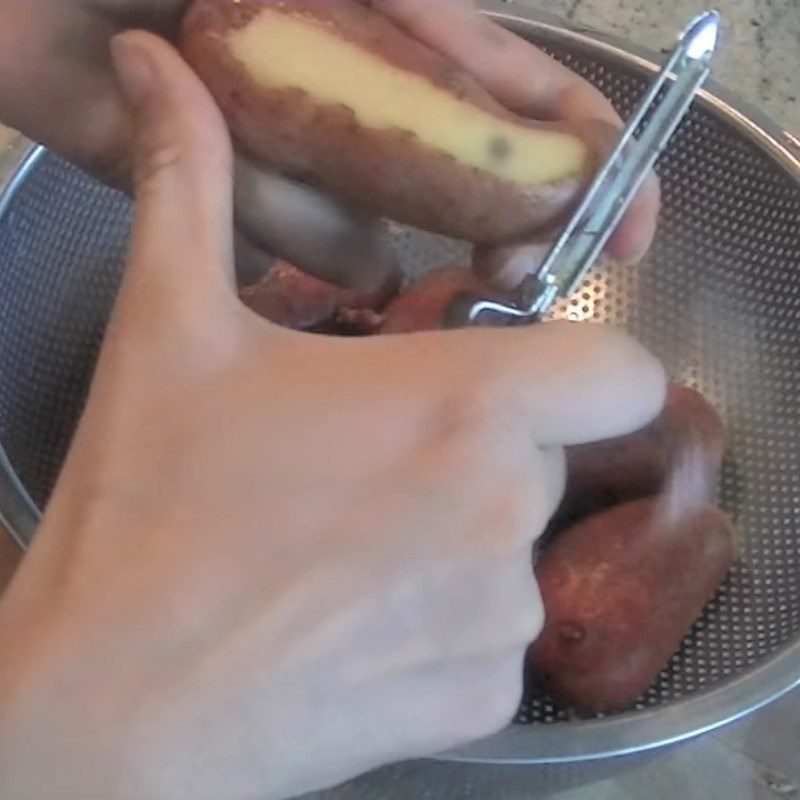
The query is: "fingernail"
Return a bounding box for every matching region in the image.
[110,34,156,108]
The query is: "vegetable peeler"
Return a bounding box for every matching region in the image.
[461,10,721,325]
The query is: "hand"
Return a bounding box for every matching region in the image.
[0,33,665,799]
[0,0,658,291]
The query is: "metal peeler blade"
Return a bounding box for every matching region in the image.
[463,10,721,325]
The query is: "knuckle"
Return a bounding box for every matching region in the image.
[501,603,543,654]
[473,484,533,556]
[465,655,526,738]
[134,140,184,191]
[436,379,522,452]
[519,592,545,645]
[468,557,543,652]
[440,386,495,436]
[523,573,546,639]
[492,476,547,550]
[539,445,567,512]
[473,480,544,550]
[504,564,545,646]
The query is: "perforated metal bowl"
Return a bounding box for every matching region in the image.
[1,2,799,765]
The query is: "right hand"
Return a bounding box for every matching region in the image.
[0,32,666,799]
[0,0,658,291]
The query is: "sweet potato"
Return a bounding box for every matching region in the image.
[240,260,516,335]
[532,498,737,715]
[548,384,726,533]
[379,266,511,334]
[240,260,390,332]
[180,0,590,243]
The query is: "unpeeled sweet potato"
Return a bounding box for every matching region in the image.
[379,266,511,334]
[239,260,390,333]
[548,384,726,533]
[180,0,590,243]
[532,498,737,715]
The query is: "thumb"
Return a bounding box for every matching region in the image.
[110,30,236,316]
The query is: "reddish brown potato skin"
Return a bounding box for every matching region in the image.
[179,0,587,243]
[240,260,391,332]
[379,266,506,334]
[532,499,736,715]
[548,384,726,533]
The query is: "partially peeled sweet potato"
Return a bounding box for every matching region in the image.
[379,266,511,334]
[532,498,737,715]
[180,0,591,243]
[240,260,390,333]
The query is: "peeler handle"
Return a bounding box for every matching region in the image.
[463,10,721,326]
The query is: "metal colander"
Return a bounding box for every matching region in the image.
[1,2,799,766]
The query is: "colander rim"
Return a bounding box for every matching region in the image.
[0,3,798,765]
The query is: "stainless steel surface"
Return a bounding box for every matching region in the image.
[0,139,47,549]
[467,10,720,323]
[300,698,800,798]
[0,3,799,767]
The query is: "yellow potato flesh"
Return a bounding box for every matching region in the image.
[227,11,587,186]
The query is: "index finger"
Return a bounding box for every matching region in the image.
[383,321,667,447]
